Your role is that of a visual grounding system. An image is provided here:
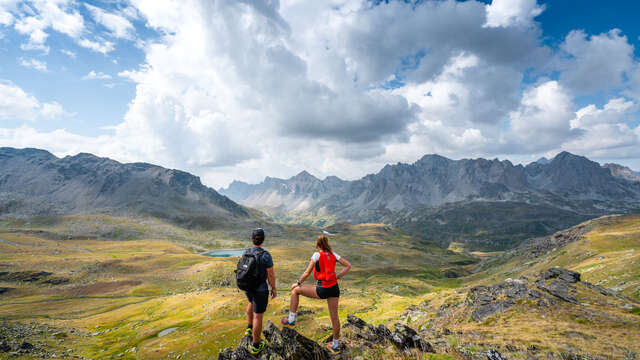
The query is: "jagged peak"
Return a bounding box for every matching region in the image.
[551,151,586,163]
[536,157,551,165]
[291,170,318,181]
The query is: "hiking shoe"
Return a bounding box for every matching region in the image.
[326,342,340,354]
[249,338,268,355]
[280,318,295,327]
[244,327,252,337]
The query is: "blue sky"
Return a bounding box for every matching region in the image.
[1,0,639,187]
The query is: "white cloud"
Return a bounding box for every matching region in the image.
[563,98,640,158]
[0,9,13,26]
[0,80,68,121]
[19,57,48,72]
[12,0,84,52]
[558,29,634,95]
[484,0,545,28]
[40,101,66,119]
[78,37,115,54]
[84,3,135,39]
[508,80,578,152]
[82,70,112,80]
[60,49,76,58]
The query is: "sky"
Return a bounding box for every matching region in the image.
[1,0,640,189]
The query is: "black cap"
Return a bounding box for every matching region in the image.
[251,228,265,241]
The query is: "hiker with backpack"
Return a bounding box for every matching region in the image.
[281,235,351,353]
[235,228,276,355]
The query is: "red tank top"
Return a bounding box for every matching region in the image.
[313,250,337,288]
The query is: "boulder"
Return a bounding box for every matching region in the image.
[343,314,391,344]
[486,349,505,360]
[541,268,580,283]
[391,324,434,353]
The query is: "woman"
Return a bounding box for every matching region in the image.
[281,235,351,353]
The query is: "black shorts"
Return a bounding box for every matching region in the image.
[245,291,269,314]
[316,283,340,299]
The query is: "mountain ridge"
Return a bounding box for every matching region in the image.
[0,147,250,227]
[220,151,640,249]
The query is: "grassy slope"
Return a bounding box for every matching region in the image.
[401,214,640,358]
[0,215,472,359]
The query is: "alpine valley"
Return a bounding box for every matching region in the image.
[1,147,639,360]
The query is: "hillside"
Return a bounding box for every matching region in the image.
[221,152,640,250]
[0,148,251,228]
[1,213,638,359]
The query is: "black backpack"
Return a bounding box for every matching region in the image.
[235,248,264,291]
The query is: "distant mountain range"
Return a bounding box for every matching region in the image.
[221,152,640,249]
[0,147,250,228]
[2,147,638,250]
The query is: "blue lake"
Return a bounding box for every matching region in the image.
[202,249,245,257]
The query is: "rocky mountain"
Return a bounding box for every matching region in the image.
[0,147,250,227]
[603,163,640,182]
[221,151,640,249]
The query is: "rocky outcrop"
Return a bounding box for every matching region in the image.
[219,315,436,360]
[342,314,434,353]
[467,267,600,321]
[535,268,580,304]
[218,321,331,360]
[468,278,547,321]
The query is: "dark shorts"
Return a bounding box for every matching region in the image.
[245,291,269,314]
[316,284,340,299]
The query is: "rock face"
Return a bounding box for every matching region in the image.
[0,147,249,226]
[603,163,640,183]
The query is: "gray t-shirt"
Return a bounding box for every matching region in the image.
[245,247,273,292]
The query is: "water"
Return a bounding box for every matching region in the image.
[158,327,180,337]
[361,241,379,245]
[202,249,245,257]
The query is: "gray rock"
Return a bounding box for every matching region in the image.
[541,268,580,283]
[487,349,505,360]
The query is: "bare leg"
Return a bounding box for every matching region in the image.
[246,302,254,328]
[327,297,340,340]
[290,285,319,313]
[252,313,263,344]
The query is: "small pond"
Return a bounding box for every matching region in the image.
[360,241,379,245]
[202,249,245,257]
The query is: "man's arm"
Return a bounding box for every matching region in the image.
[267,267,277,298]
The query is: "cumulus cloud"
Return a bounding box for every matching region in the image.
[0,80,69,121]
[19,57,47,72]
[557,29,634,95]
[563,98,640,158]
[484,0,545,28]
[84,3,135,39]
[507,80,579,152]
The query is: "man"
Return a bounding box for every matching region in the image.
[244,228,276,355]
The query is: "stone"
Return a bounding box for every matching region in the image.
[487,349,505,360]
[541,268,580,283]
